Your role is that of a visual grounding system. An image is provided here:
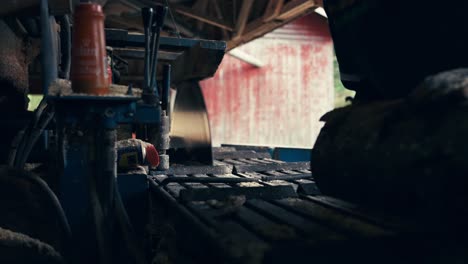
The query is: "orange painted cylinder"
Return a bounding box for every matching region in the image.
[71,3,109,95]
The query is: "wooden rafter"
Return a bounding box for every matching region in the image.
[277,0,316,20]
[233,0,255,40]
[227,0,318,50]
[174,5,234,31]
[102,0,322,50]
[263,0,285,22]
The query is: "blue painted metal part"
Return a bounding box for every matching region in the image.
[272,147,312,162]
[117,172,149,239]
[49,94,161,126]
[52,94,161,260]
[53,95,161,220]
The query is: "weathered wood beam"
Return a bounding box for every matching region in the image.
[277,0,316,20]
[227,0,318,50]
[174,5,234,31]
[263,0,285,22]
[211,0,230,40]
[233,0,255,40]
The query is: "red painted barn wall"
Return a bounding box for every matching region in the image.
[201,14,334,148]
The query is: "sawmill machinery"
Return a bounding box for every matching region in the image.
[1,0,468,264]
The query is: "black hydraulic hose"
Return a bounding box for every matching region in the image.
[57,15,71,80]
[17,106,55,167]
[13,100,49,168]
[24,174,72,241]
[88,166,112,264]
[8,130,25,167]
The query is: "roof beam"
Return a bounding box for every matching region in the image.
[174,5,234,31]
[263,0,285,22]
[277,0,317,20]
[233,0,255,40]
[227,0,318,50]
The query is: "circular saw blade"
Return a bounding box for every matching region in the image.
[169,81,213,165]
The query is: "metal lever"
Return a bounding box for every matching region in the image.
[148,5,168,100]
[141,7,153,92]
[162,64,171,114]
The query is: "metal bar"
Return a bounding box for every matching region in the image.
[159,176,258,186]
[162,64,171,112]
[148,6,167,97]
[213,150,271,160]
[152,164,232,175]
[261,173,313,181]
[105,28,226,50]
[40,0,57,95]
[141,7,153,92]
[179,184,297,202]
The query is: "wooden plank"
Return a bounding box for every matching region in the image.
[277,0,317,20]
[233,0,255,39]
[174,5,234,31]
[263,0,285,22]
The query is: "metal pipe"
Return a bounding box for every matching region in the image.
[100,129,117,218]
[40,0,58,96]
[57,15,71,79]
[162,64,171,113]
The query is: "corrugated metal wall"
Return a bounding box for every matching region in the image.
[201,14,334,148]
